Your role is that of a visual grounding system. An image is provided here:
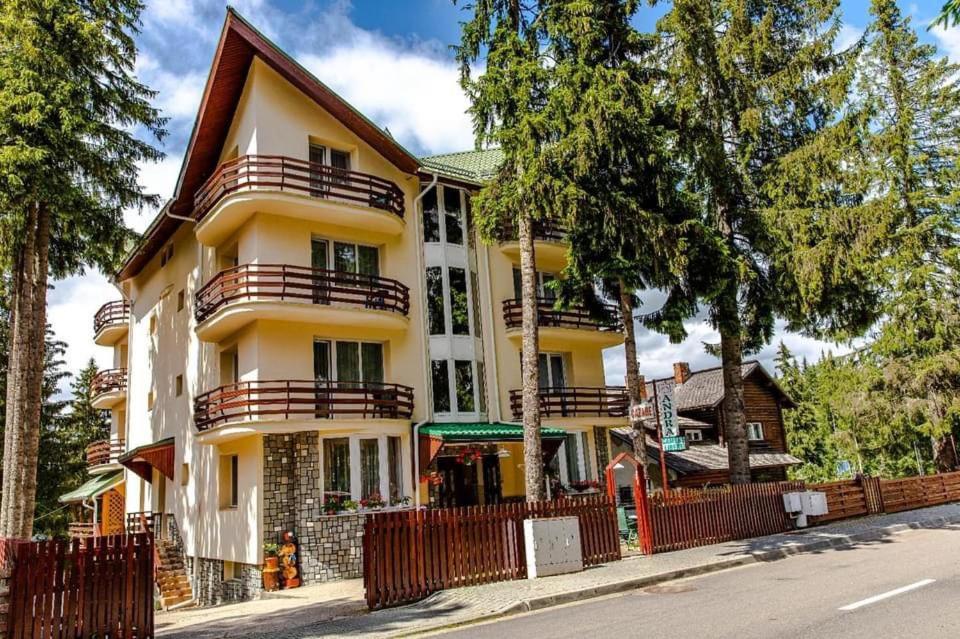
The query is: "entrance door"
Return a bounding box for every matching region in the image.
[481,454,502,505]
[436,457,479,508]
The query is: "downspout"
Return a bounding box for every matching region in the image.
[482,241,503,422]
[412,172,439,508]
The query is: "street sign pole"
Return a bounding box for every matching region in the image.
[652,382,670,496]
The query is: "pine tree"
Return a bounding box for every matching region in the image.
[32,336,70,538]
[655,0,865,483]
[456,0,553,500]
[933,1,960,29]
[0,0,165,537]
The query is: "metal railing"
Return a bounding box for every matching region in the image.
[93,300,130,335]
[509,386,629,419]
[502,298,621,332]
[86,438,126,468]
[194,379,415,431]
[193,154,405,220]
[92,368,127,398]
[195,263,410,323]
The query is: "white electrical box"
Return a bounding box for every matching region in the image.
[523,517,584,579]
[801,491,828,517]
[783,492,803,513]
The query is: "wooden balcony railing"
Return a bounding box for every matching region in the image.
[86,439,125,469]
[497,217,567,243]
[194,379,415,431]
[502,298,622,332]
[195,264,410,323]
[68,522,100,539]
[93,300,130,335]
[92,368,127,398]
[193,154,405,220]
[126,512,169,539]
[509,386,629,419]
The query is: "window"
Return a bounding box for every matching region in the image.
[562,433,591,484]
[538,353,566,389]
[512,269,557,300]
[746,422,764,441]
[147,391,155,411]
[160,244,174,267]
[175,374,184,397]
[426,267,445,334]
[431,360,450,412]
[422,188,441,242]
[219,455,239,509]
[443,187,463,245]
[448,267,469,335]
[387,436,402,503]
[177,290,185,312]
[323,438,351,497]
[454,361,475,413]
[685,429,704,443]
[360,438,380,500]
[181,463,190,487]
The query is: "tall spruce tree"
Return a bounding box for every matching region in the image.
[456,0,552,500]
[654,0,865,483]
[32,335,70,537]
[0,0,165,537]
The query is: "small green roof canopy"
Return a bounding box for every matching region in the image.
[58,470,124,504]
[421,422,567,442]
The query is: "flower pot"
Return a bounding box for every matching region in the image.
[262,556,281,592]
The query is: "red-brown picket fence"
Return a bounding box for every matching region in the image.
[647,481,804,553]
[363,495,620,609]
[4,533,154,639]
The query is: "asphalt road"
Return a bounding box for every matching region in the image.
[435,526,960,639]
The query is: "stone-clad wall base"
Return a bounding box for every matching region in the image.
[192,557,262,607]
[301,513,366,582]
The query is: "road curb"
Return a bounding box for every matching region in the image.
[403,512,960,637]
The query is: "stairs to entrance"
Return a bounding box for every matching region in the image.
[156,539,195,609]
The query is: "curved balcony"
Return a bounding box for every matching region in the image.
[509,386,628,423]
[194,380,415,440]
[502,298,623,349]
[192,155,406,246]
[91,368,127,410]
[86,439,125,473]
[93,300,130,346]
[195,264,410,342]
[497,218,568,271]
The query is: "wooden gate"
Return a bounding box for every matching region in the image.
[5,533,154,639]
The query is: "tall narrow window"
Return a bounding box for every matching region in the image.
[426,267,445,334]
[361,342,384,383]
[431,360,450,412]
[470,271,482,339]
[309,143,327,195]
[564,433,589,484]
[230,455,239,507]
[448,267,469,335]
[329,149,351,185]
[336,341,360,385]
[388,436,402,502]
[422,188,440,243]
[360,438,380,500]
[220,455,239,509]
[323,438,350,497]
[443,187,463,245]
[454,360,475,413]
[538,353,566,389]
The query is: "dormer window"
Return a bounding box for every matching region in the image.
[685,429,703,443]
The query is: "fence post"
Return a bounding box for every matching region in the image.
[0,544,11,639]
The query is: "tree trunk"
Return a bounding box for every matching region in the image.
[719,319,751,485]
[0,202,50,538]
[932,434,958,473]
[618,283,650,481]
[519,211,545,501]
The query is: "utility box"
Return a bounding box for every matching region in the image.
[783,492,803,514]
[523,517,584,579]
[801,491,828,517]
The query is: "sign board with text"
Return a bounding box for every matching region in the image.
[655,381,680,439]
[662,435,687,452]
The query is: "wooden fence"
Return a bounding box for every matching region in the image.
[5,533,154,639]
[648,482,804,553]
[363,495,619,609]
[879,471,960,513]
[806,477,883,523]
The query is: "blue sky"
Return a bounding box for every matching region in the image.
[48,0,957,397]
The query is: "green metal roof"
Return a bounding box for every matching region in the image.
[419,148,504,184]
[421,422,567,442]
[58,470,124,504]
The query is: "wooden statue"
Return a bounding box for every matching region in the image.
[278,531,301,589]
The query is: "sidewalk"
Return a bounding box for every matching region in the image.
[162,503,960,638]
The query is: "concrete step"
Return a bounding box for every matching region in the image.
[160,593,192,608]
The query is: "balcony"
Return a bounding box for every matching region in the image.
[192,155,406,246]
[194,380,415,441]
[91,368,127,409]
[93,300,130,346]
[497,218,568,270]
[86,439,125,473]
[194,264,410,342]
[502,298,624,349]
[509,386,628,423]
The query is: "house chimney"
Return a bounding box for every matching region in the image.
[673,362,691,385]
[638,375,647,400]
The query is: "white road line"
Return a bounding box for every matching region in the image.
[839,579,936,611]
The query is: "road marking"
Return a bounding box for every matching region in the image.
[839,579,936,611]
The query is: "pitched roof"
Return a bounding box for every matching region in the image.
[646,361,795,411]
[420,149,504,184]
[58,470,125,504]
[118,8,421,281]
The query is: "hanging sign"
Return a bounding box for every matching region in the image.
[630,401,654,421]
[656,381,680,439]
[662,436,687,452]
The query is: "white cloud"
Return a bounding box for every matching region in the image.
[931,25,960,63]
[836,24,864,52]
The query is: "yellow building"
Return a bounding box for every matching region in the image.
[84,9,628,605]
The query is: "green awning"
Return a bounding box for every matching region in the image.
[58,470,124,504]
[421,422,568,442]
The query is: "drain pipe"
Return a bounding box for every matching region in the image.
[411,172,439,509]
[163,201,197,223]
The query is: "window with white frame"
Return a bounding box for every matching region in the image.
[685,429,704,443]
[320,434,406,503]
[538,353,566,389]
[746,422,764,441]
[422,186,465,246]
[311,237,379,277]
[431,358,484,418]
[313,339,384,384]
[558,432,591,485]
[512,269,558,300]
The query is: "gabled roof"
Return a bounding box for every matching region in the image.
[610,430,801,474]
[646,361,796,412]
[118,8,421,281]
[420,148,504,185]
